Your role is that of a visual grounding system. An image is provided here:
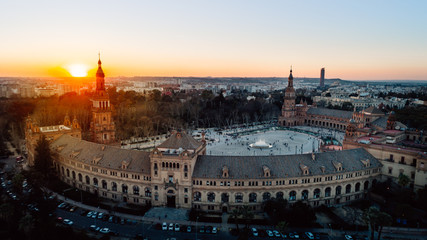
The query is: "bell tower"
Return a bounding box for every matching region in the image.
[90,54,116,144]
[279,67,298,127]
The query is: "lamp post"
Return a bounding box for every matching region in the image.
[195,216,199,240]
[328,223,332,237]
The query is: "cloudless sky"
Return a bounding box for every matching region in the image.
[0,0,426,80]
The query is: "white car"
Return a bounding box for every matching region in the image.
[273,230,281,237]
[86,211,93,218]
[98,212,104,219]
[162,222,167,230]
[266,230,274,237]
[63,219,73,225]
[100,228,110,234]
[345,235,353,240]
[251,228,258,236]
[168,223,174,231]
[174,223,180,231]
[212,227,217,234]
[305,232,314,239]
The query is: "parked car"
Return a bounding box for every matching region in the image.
[89,225,99,232]
[174,223,180,231]
[58,203,66,209]
[100,228,110,234]
[108,216,114,223]
[251,228,258,236]
[266,230,274,237]
[273,230,281,237]
[187,226,192,232]
[98,212,104,219]
[63,219,73,225]
[168,223,174,231]
[212,227,218,234]
[345,235,353,240]
[199,226,205,233]
[86,211,93,218]
[305,232,314,239]
[91,212,98,218]
[206,226,212,233]
[162,222,167,230]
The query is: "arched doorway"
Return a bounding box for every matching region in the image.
[166,189,176,208]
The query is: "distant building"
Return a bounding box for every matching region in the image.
[320,68,325,88]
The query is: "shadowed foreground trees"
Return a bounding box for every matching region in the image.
[363,206,393,240]
[34,135,54,179]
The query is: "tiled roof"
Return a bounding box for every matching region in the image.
[157,131,202,150]
[193,148,380,179]
[363,106,384,115]
[371,117,387,129]
[51,135,150,174]
[307,107,353,119]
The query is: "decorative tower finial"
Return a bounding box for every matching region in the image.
[98,52,101,65]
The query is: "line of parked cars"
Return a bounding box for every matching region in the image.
[160,222,218,234]
[252,228,321,239]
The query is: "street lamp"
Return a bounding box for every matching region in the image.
[195,216,199,240]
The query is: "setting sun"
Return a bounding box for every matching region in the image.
[67,64,89,77]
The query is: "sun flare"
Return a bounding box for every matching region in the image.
[67,64,89,77]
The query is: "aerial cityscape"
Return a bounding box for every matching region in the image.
[1,1,427,240]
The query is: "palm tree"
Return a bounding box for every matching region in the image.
[277,221,289,234]
[398,173,410,187]
[230,208,241,231]
[240,206,254,229]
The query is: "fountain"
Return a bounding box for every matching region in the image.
[249,139,272,149]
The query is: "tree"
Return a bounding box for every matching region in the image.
[398,173,410,187]
[362,206,393,240]
[12,173,25,194]
[277,221,289,234]
[34,134,53,178]
[230,208,241,231]
[240,206,254,229]
[19,214,35,237]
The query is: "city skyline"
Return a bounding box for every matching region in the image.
[1,0,427,80]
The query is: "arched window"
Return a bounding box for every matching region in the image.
[194,192,201,202]
[314,189,321,199]
[61,166,65,174]
[207,192,215,202]
[72,171,76,180]
[85,176,90,184]
[162,162,165,168]
[122,184,128,193]
[249,193,257,203]
[355,182,361,192]
[235,193,243,203]
[289,191,296,201]
[301,190,309,200]
[276,192,284,200]
[78,173,82,182]
[325,187,331,197]
[102,180,107,189]
[111,182,117,191]
[263,192,271,202]
[145,187,151,197]
[173,163,176,168]
[364,181,369,190]
[66,169,70,177]
[93,178,98,186]
[133,186,139,195]
[154,163,158,170]
[221,193,229,203]
[346,184,351,194]
[336,186,342,195]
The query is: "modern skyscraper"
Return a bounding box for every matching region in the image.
[90,55,116,144]
[320,67,325,88]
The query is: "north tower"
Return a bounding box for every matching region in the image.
[90,55,116,144]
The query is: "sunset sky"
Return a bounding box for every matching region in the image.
[0,0,426,80]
